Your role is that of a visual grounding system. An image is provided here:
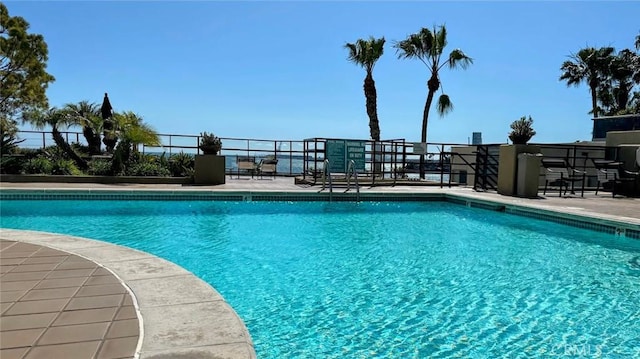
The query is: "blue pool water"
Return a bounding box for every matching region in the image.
[2,200,640,358]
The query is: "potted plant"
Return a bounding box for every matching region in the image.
[199,132,222,155]
[195,132,225,185]
[497,115,540,196]
[508,116,536,145]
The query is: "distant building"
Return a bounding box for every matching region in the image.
[592,114,640,141]
[472,132,482,145]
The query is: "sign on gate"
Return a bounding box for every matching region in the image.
[326,139,366,173]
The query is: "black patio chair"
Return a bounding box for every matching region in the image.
[542,158,586,197]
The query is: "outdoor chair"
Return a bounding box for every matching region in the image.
[623,147,640,177]
[619,147,640,196]
[258,159,278,179]
[236,156,257,178]
[592,159,621,197]
[542,158,586,197]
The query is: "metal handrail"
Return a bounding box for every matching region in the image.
[320,159,333,201]
[346,159,360,202]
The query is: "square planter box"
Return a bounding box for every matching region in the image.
[497,144,540,196]
[194,155,225,185]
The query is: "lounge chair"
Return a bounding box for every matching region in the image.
[258,159,278,179]
[236,156,257,178]
[542,158,586,197]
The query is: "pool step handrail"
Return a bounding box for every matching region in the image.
[346,160,360,202]
[321,159,333,201]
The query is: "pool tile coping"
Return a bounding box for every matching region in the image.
[0,228,256,359]
[1,188,639,235]
[444,192,640,237]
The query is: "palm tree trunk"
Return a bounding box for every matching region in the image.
[110,140,131,175]
[590,84,599,118]
[616,82,631,112]
[82,126,102,155]
[420,75,440,179]
[52,128,88,170]
[420,91,435,179]
[363,71,380,141]
[103,119,118,153]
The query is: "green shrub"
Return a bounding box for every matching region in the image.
[169,152,194,177]
[1,118,24,155]
[23,157,53,174]
[158,152,169,169]
[126,162,171,177]
[1,156,24,174]
[42,145,67,159]
[70,143,90,156]
[51,159,81,175]
[2,147,43,174]
[15,148,41,157]
[87,159,112,176]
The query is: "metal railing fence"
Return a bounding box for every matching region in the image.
[11,130,620,188]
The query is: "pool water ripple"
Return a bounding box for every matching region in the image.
[2,200,640,358]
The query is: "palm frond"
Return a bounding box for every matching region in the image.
[434,25,447,57]
[345,36,385,71]
[25,107,74,130]
[395,29,435,70]
[112,111,160,146]
[344,43,359,64]
[63,100,101,129]
[436,94,453,116]
[447,49,473,70]
[559,60,586,86]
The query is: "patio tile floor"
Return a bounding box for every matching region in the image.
[0,240,139,359]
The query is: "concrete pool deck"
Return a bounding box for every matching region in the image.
[0,230,255,359]
[1,179,639,358]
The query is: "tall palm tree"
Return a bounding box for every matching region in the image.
[344,36,385,141]
[25,107,88,169]
[109,111,160,174]
[394,25,472,179]
[560,47,615,118]
[64,101,102,155]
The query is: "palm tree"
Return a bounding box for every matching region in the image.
[394,25,472,179]
[25,107,88,170]
[64,101,102,155]
[560,47,615,118]
[598,49,640,115]
[344,36,385,141]
[109,111,160,174]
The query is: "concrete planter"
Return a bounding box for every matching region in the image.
[194,155,226,185]
[497,144,540,196]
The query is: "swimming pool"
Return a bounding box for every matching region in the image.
[2,199,640,358]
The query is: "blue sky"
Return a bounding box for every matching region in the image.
[7,1,640,145]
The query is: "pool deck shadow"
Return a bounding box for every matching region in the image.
[1,179,639,359]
